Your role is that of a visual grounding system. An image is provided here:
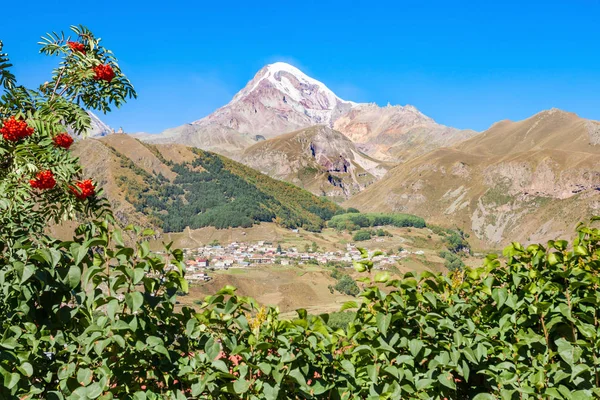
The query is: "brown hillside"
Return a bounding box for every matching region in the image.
[345,109,600,247]
[240,125,392,201]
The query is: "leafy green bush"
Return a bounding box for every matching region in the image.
[439,250,465,271]
[333,275,360,296]
[446,229,470,253]
[430,225,471,254]
[353,230,372,241]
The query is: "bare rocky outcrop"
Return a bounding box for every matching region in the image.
[333,103,478,161]
[240,126,390,199]
[586,120,600,145]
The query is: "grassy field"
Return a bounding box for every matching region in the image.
[153,222,461,255]
[165,223,486,316]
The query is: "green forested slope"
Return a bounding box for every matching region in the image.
[76,135,342,232]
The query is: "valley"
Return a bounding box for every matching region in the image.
[158,223,481,316]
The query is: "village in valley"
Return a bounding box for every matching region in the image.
[179,240,422,282]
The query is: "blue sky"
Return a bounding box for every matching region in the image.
[2,0,599,133]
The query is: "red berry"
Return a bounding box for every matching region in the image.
[30,170,56,190]
[1,117,34,141]
[70,179,95,200]
[67,41,86,54]
[53,133,74,149]
[93,64,116,82]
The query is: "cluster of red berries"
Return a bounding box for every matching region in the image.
[93,64,116,82]
[67,41,86,54]
[70,179,95,200]
[29,170,56,190]
[1,117,34,141]
[28,171,95,200]
[53,133,74,149]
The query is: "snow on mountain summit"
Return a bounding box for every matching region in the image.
[229,62,352,109]
[190,61,356,132]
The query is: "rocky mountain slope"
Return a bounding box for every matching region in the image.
[333,103,478,161]
[143,62,477,162]
[72,134,342,233]
[144,62,355,156]
[345,109,600,247]
[240,125,391,200]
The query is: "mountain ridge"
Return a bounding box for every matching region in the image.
[143,62,477,162]
[345,109,600,246]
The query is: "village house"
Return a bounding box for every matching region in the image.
[249,255,274,265]
[196,258,208,268]
[187,272,211,282]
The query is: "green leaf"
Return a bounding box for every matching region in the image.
[263,383,280,400]
[374,271,391,283]
[438,372,456,390]
[574,245,589,256]
[18,362,33,377]
[70,243,88,266]
[340,301,358,311]
[547,252,562,266]
[107,299,119,320]
[556,338,578,366]
[85,382,103,399]
[4,372,19,389]
[258,362,272,375]
[233,378,250,394]
[125,292,143,313]
[132,392,146,400]
[67,265,81,288]
[409,339,423,357]
[132,267,145,285]
[376,312,392,336]
[21,264,35,284]
[341,360,355,378]
[205,337,221,361]
[76,368,92,386]
[473,394,495,400]
[353,261,367,273]
[415,377,434,390]
[288,367,307,386]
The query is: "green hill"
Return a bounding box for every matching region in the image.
[73,134,342,233]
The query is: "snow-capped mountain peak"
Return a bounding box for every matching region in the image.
[191,62,356,132]
[149,62,473,161]
[87,111,113,137]
[229,62,351,109]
